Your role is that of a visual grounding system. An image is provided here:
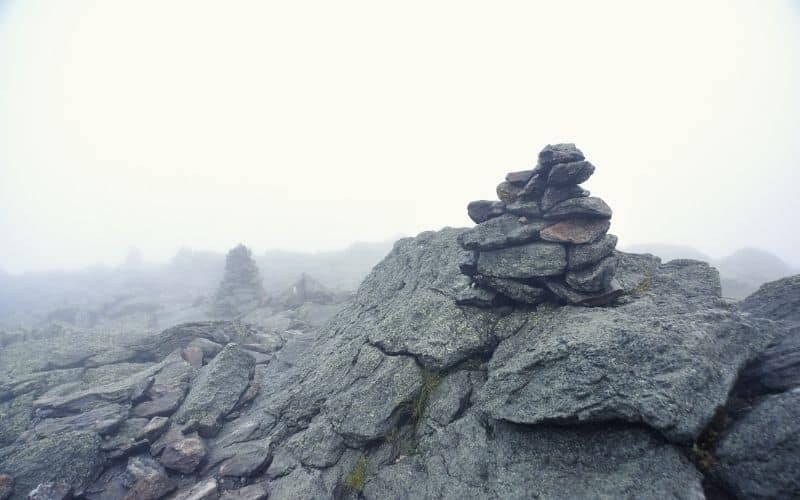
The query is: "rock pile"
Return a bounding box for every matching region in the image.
[212,244,266,318]
[457,143,621,307]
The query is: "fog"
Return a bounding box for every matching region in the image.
[1,0,799,273]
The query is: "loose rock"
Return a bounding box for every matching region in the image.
[540,218,610,244]
[466,200,505,224]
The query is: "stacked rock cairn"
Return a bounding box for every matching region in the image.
[456,143,622,307]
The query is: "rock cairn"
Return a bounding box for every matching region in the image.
[212,244,266,318]
[456,143,622,307]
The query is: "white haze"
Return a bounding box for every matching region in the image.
[1,0,799,273]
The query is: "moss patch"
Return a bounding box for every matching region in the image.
[344,455,368,492]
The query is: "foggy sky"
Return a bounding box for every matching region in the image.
[1,0,799,273]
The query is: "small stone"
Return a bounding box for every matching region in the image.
[181,346,204,367]
[455,286,503,308]
[540,218,610,244]
[137,416,170,443]
[219,484,268,500]
[568,234,618,270]
[132,389,186,419]
[518,167,549,200]
[538,143,585,167]
[545,279,623,306]
[505,169,535,186]
[0,475,13,500]
[544,196,612,220]
[475,276,549,304]
[540,185,590,212]
[547,160,595,185]
[477,242,567,279]
[174,478,218,500]
[158,437,207,474]
[467,200,505,224]
[33,403,127,438]
[457,214,547,251]
[565,256,617,292]
[496,182,523,204]
[458,251,479,276]
[125,455,175,500]
[27,482,71,500]
[505,200,541,218]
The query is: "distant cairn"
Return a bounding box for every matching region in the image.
[456,143,622,307]
[212,244,265,318]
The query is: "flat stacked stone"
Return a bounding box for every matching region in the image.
[456,143,622,307]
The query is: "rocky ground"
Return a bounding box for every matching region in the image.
[0,228,798,499]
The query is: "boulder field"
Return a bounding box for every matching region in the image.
[0,229,798,499]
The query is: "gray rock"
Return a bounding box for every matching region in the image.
[457,251,478,276]
[285,417,346,468]
[547,160,596,185]
[219,484,267,500]
[457,214,547,251]
[364,414,704,499]
[158,436,207,474]
[565,255,617,292]
[0,431,103,499]
[504,200,541,218]
[546,278,624,306]
[173,344,254,436]
[538,143,585,167]
[504,169,534,186]
[517,165,549,200]
[715,389,800,499]
[739,274,800,323]
[466,200,505,224]
[137,416,169,443]
[0,475,13,500]
[174,478,219,500]
[124,455,175,500]
[544,196,612,220]
[480,259,773,443]
[540,184,589,212]
[99,417,149,460]
[26,482,71,500]
[568,234,618,270]
[33,403,127,438]
[325,345,422,444]
[495,182,522,204]
[477,242,567,279]
[454,285,503,308]
[474,275,549,304]
[540,218,610,244]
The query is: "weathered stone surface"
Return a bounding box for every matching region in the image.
[504,169,534,186]
[477,242,567,279]
[0,431,103,499]
[132,389,184,419]
[174,478,219,500]
[219,484,267,500]
[565,255,617,292]
[181,346,204,367]
[544,196,612,220]
[736,275,800,396]
[540,184,589,211]
[0,475,13,500]
[100,417,149,460]
[364,414,703,499]
[137,416,169,443]
[457,250,478,276]
[568,234,618,270]
[538,143,585,167]
[27,482,71,500]
[504,200,541,218]
[158,436,207,474]
[33,403,127,438]
[284,417,346,468]
[546,278,623,306]
[474,275,548,304]
[457,214,547,251]
[715,389,800,499]
[454,285,503,308]
[540,218,610,244]
[325,345,422,444]
[547,160,596,185]
[466,200,505,224]
[517,165,549,199]
[124,455,175,500]
[173,344,254,436]
[495,181,522,204]
[480,259,773,443]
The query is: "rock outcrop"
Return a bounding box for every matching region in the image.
[0,227,795,499]
[457,144,621,307]
[212,244,265,318]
